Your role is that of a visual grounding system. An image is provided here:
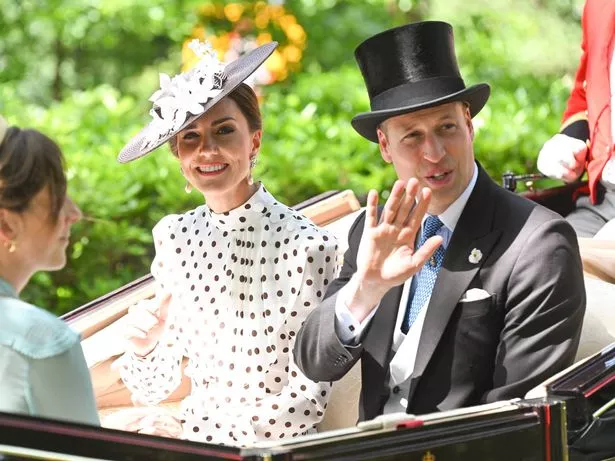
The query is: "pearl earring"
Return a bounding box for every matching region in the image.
[5,240,16,253]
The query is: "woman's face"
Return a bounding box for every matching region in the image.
[16,187,82,271]
[176,97,261,212]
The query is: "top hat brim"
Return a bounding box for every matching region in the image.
[351,83,490,143]
[117,42,278,163]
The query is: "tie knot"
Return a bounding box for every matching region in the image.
[421,215,444,243]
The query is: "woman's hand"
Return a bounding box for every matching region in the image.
[123,293,172,357]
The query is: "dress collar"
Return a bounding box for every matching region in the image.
[0,277,18,299]
[204,183,283,231]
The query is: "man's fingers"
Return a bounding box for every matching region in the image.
[405,187,432,238]
[562,168,582,183]
[538,134,588,180]
[573,143,589,162]
[413,235,443,267]
[394,178,419,227]
[560,151,581,171]
[364,189,379,229]
[559,155,584,182]
[381,180,406,224]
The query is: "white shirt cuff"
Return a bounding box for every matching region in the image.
[334,285,379,345]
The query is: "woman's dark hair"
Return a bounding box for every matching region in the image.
[169,83,262,157]
[0,127,67,220]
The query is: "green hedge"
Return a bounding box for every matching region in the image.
[0,1,582,315]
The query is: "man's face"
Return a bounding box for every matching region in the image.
[377,101,475,215]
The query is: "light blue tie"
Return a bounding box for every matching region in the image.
[401,215,445,334]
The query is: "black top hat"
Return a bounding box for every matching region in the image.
[118,41,278,163]
[351,21,490,143]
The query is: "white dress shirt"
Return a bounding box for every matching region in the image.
[334,164,479,412]
[601,37,615,188]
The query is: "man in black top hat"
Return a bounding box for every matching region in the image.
[294,21,586,420]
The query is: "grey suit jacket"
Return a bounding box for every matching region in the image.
[294,166,586,421]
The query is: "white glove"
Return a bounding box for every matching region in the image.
[537,134,588,183]
[122,293,172,357]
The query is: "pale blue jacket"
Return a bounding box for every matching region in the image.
[0,278,99,425]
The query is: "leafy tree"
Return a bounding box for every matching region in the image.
[0,0,584,314]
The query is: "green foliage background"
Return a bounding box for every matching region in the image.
[0,0,583,314]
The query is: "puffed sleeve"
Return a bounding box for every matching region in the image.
[117,214,187,405]
[197,230,340,446]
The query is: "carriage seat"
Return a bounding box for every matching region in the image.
[71,187,615,435]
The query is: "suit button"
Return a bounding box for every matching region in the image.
[393,386,400,394]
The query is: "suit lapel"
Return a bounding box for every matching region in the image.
[409,167,502,399]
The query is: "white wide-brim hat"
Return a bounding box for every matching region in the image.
[118,41,278,163]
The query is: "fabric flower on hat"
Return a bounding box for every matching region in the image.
[141,39,226,150]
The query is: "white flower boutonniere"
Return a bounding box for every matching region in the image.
[468,248,483,264]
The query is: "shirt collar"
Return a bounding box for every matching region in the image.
[429,162,478,233]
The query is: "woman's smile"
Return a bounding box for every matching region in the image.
[195,163,229,176]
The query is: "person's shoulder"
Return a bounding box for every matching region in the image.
[500,188,564,224]
[0,298,79,360]
[297,224,338,256]
[152,212,181,237]
[270,198,338,252]
[152,206,206,241]
[492,184,576,242]
[490,178,564,221]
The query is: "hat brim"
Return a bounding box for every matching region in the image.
[351,83,490,143]
[118,42,278,163]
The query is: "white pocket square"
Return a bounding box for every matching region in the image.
[459,288,491,303]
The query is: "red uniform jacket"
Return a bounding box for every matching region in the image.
[561,0,615,203]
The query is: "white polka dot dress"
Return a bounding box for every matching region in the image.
[118,184,339,446]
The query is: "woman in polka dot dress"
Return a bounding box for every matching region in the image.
[114,42,339,446]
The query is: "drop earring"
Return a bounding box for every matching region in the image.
[248,156,257,185]
[180,166,192,193]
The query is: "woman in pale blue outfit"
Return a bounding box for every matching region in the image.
[0,116,99,425]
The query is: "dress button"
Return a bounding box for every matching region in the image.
[392,386,400,394]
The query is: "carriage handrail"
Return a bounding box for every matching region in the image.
[501,171,547,192]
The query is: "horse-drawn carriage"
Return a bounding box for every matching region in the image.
[0,175,613,460]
